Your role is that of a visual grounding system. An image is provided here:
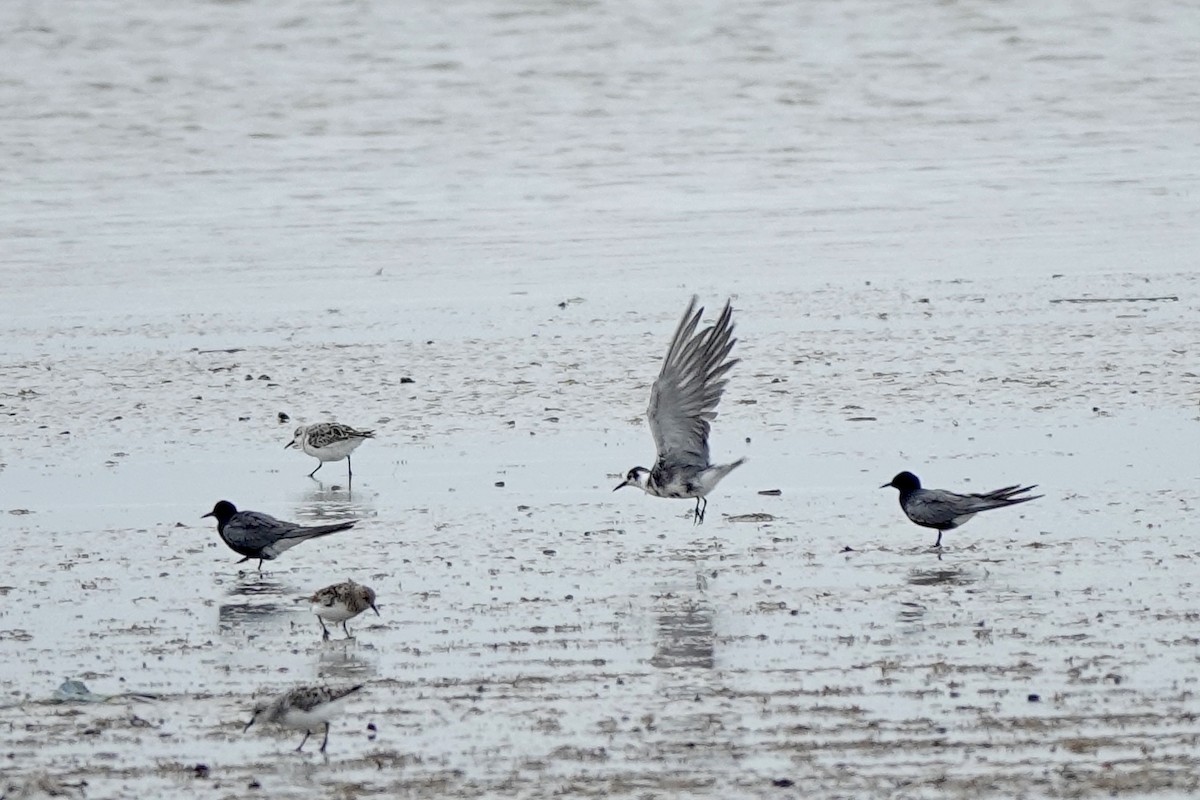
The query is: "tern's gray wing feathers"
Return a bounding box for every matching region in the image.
[904,486,1041,528]
[647,297,739,470]
[222,511,295,551]
[226,511,354,552]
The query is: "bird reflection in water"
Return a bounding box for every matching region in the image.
[317,646,379,681]
[650,595,715,670]
[294,484,376,523]
[218,575,290,632]
[906,566,983,587]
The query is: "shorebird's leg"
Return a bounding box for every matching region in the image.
[319,722,330,753]
[296,730,311,752]
[318,618,331,641]
[692,496,707,525]
[934,531,944,548]
[308,462,322,479]
[347,456,353,479]
[342,620,353,639]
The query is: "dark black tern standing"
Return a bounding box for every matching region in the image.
[202,500,357,571]
[882,471,1042,547]
[614,296,746,524]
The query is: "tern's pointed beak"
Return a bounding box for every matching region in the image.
[613,480,632,492]
[201,511,214,519]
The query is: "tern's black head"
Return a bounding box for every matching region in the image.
[202,500,238,524]
[882,471,921,492]
[613,466,649,492]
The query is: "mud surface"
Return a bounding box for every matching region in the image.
[3,0,1200,797]
[3,271,1198,798]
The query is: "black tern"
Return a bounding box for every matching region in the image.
[615,296,746,524]
[882,471,1043,547]
[245,684,363,753]
[202,500,357,571]
[285,422,375,479]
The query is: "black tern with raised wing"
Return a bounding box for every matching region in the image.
[202,500,357,571]
[615,296,746,524]
[882,471,1042,547]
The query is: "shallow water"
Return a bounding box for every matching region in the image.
[3,0,1200,797]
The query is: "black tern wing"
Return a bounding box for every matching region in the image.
[976,484,1040,503]
[221,511,297,552]
[225,511,354,553]
[646,297,739,470]
[905,487,1040,528]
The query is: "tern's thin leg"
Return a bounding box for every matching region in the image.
[309,462,322,479]
[319,722,330,753]
[318,618,331,641]
[296,730,311,752]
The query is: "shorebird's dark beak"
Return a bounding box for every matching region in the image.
[879,482,891,489]
[201,511,214,519]
[243,713,257,732]
[613,479,631,492]
[370,602,380,616]
[284,441,295,449]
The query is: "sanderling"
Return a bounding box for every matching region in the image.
[202,500,357,571]
[244,684,364,753]
[285,422,375,479]
[309,580,379,640]
[614,296,746,524]
[882,471,1043,547]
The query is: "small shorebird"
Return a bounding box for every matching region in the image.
[202,500,357,571]
[882,471,1043,547]
[244,684,363,753]
[286,422,375,479]
[309,580,379,640]
[614,296,746,524]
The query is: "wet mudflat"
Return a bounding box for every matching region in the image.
[3,0,1200,796]
[2,270,1198,799]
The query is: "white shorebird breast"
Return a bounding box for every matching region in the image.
[313,600,358,623]
[303,437,365,462]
